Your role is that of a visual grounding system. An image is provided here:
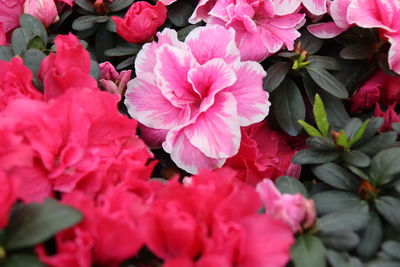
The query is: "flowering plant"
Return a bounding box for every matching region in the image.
[0,0,400,266]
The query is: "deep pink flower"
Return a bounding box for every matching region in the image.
[112,1,167,44]
[141,168,294,267]
[0,57,43,111]
[0,171,16,229]
[0,0,24,35]
[273,0,327,16]
[374,104,400,132]
[256,179,316,233]
[189,0,305,61]
[125,26,270,173]
[39,33,97,100]
[24,0,59,28]
[224,121,301,186]
[99,61,131,96]
[0,22,6,45]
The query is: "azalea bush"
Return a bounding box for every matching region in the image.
[0,0,400,266]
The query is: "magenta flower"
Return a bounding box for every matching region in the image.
[189,0,305,61]
[99,61,131,96]
[125,25,270,173]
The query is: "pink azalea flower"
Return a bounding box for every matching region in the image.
[256,179,316,233]
[24,0,59,28]
[99,61,132,96]
[374,104,400,132]
[273,0,328,16]
[0,0,24,35]
[125,25,270,173]
[189,0,305,61]
[0,171,16,229]
[0,23,6,45]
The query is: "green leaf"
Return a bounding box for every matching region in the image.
[0,46,14,61]
[74,0,96,13]
[72,15,98,31]
[292,149,340,164]
[312,190,360,216]
[336,130,349,149]
[327,250,363,267]
[312,163,359,191]
[168,1,194,27]
[357,211,382,260]
[291,234,327,267]
[343,150,371,168]
[319,231,359,251]
[307,67,348,99]
[116,56,135,70]
[349,119,370,146]
[370,147,400,186]
[358,132,397,156]
[381,241,400,261]
[313,94,329,137]
[108,0,134,12]
[298,120,322,137]
[305,136,337,151]
[391,122,400,133]
[308,56,342,70]
[377,53,400,77]
[11,28,29,55]
[94,24,115,61]
[317,202,369,233]
[319,91,349,129]
[23,49,46,75]
[275,176,308,197]
[19,14,47,45]
[27,36,45,50]
[4,198,82,250]
[272,78,305,136]
[90,59,100,80]
[375,196,400,230]
[297,29,323,54]
[339,42,375,60]
[178,24,200,41]
[344,118,363,140]
[1,253,45,267]
[263,62,291,93]
[105,44,142,57]
[352,117,383,147]
[347,165,371,181]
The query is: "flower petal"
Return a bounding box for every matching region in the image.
[307,22,347,39]
[302,0,327,16]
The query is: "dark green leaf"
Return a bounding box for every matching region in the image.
[4,198,82,250]
[367,261,400,267]
[263,62,291,92]
[370,148,400,186]
[117,56,135,70]
[0,46,14,61]
[298,120,322,137]
[27,36,45,50]
[19,14,47,44]
[319,231,359,251]
[272,78,305,136]
[95,24,115,61]
[347,165,371,181]
[308,56,342,70]
[178,24,200,41]
[312,190,360,216]
[319,91,349,129]
[352,117,384,147]
[298,29,323,54]
[90,60,100,80]
[11,28,29,55]
[305,136,337,151]
[392,122,400,133]
[349,119,370,146]
[168,1,194,27]
[23,49,46,75]
[375,196,400,230]
[377,53,400,77]
[312,163,359,191]
[1,253,45,267]
[343,150,371,167]
[344,118,363,140]
[327,250,363,267]
[109,0,134,12]
[291,234,326,267]
[275,176,308,197]
[307,67,348,99]
[105,18,116,32]
[105,44,142,57]
[358,132,397,156]
[72,15,98,31]
[382,241,400,261]
[292,149,340,164]
[317,202,369,233]
[314,94,329,137]
[339,42,375,60]
[357,211,382,260]
[74,0,96,13]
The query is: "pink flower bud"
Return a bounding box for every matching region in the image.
[99,62,132,96]
[24,0,59,28]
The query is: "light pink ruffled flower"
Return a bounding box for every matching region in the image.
[256,179,316,233]
[24,0,59,28]
[273,0,327,16]
[125,25,270,173]
[189,0,305,61]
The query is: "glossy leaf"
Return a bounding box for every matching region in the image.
[307,67,348,99]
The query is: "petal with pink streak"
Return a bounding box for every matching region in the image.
[387,35,400,74]
[154,45,199,107]
[163,128,226,174]
[330,0,351,28]
[302,0,327,16]
[233,28,272,61]
[184,92,241,159]
[135,28,184,83]
[307,22,347,39]
[262,24,301,53]
[159,0,177,5]
[124,78,182,130]
[188,58,237,112]
[347,0,394,31]
[185,25,240,65]
[225,61,269,126]
[208,0,236,21]
[273,0,302,16]
[188,0,217,24]
[267,13,306,29]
